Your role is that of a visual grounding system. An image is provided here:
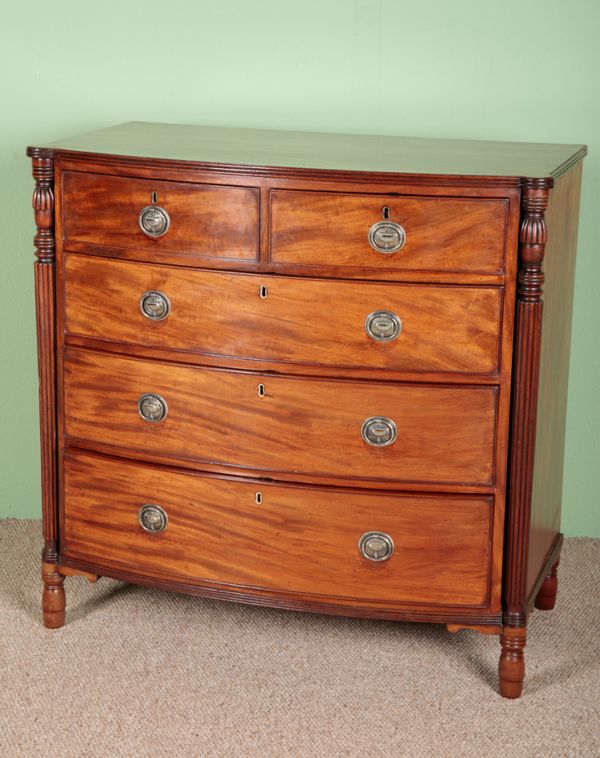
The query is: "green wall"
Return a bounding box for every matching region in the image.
[2,0,598,535]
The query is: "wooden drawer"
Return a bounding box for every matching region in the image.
[64,255,503,376]
[64,348,497,486]
[62,171,259,261]
[63,451,492,607]
[270,190,507,274]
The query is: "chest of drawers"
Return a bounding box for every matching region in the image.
[28,123,586,698]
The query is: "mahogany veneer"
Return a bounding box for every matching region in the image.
[270,189,508,273]
[63,348,498,486]
[27,122,586,699]
[64,255,503,375]
[63,170,259,261]
[63,450,493,608]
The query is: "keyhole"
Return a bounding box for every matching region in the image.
[151,192,158,204]
[255,492,263,505]
[259,285,268,299]
[258,383,266,397]
[382,206,390,219]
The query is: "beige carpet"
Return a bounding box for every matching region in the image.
[1,520,599,757]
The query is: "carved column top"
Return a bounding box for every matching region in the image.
[518,183,551,303]
[31,155,55,264]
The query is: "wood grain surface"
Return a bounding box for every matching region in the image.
[63,254,503,375]
[270,190,507,274]
[62,170,259,260]
[526,165,583,596]
[63,348,498,486]
[62,450,493,607]
[29,121,586,181]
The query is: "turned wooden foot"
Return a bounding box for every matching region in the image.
[499,625,526,699]
[535,560,559,610]
[42,562,65,629]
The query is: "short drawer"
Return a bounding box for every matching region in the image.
[270,190,508,274]
[62,171,259,261]
[63,451,493,607]
[64,349,497,486]
[64,255,503,376]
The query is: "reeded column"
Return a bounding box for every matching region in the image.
[29,148,65,629]
[499,179,551,698]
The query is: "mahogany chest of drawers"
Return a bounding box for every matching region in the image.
[27,123,586,698]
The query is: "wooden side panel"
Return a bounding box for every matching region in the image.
[64,255,503,375]
[526,164,583,595]
[63,451,493,607]
[270,190,508,274]
[62,171,259,261]
[63,348,498,486]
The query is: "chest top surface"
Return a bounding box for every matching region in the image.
[28,121,586,184]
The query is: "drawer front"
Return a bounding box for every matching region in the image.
[62,171,259,261]
[64,349,497,486]
[63,451,492,607]
[270,190,507,274]
[65,255,502,375]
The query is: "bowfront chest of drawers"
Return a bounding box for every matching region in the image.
[28,123,586,698]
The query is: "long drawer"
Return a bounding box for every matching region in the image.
[64,348,497,486]
[270,189,508,274]
[64,255,503,375]
[62,450,493,607]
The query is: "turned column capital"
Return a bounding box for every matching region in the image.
[518,182,551,303]
[31,154,55,264]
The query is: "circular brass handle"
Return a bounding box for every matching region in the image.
[139,205,170,238]
[138,393,168,422]
[365,310,402,342]
[140,290,171,321]
[368,220,406,254]
[358,531,394,561]
[361,416,397,447]
[138,504,168,533]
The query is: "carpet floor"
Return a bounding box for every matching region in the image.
[1,520,599,757]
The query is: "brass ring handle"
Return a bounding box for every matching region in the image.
[138,393,168,422]
[358,531,394,561]
[138,504,168,533]
[368,220,406,254]
[139,205,170,238]
[361,416,397,447]
[140,290,171,321]
[365,310,402,342]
